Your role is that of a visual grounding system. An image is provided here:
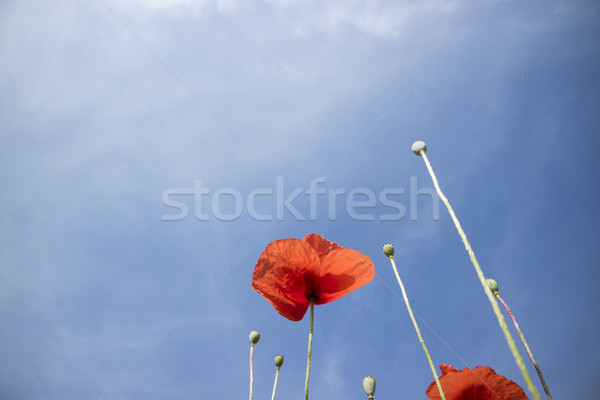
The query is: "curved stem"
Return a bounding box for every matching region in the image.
[305,297,315,400]
[271,367,281,400]
[388,256,446,400]
[419,150,541,400]
[496,293,553,400]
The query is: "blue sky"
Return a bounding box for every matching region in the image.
[1,0,599,399]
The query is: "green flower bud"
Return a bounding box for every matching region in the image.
[382,243,394,258]
[485,278,499,294]
[274,354,284,368]
[362,376,376,397]
[412,140,427,156]
[249,330,261,345]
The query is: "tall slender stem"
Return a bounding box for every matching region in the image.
[305,297,315,400]
[249,344,255,400]
[418,148,541,400]
[496,293,553,400]
[271,366,281,400]
[388,255,446,400]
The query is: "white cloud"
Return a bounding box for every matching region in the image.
[109,0,462,37]
[110,0,248,17]
[265,0,460,38]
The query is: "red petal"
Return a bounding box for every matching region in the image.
[425,365,529,400]
[314,248,375,304]
[252,238,321,321]
[440,364,461,375]
[303,233,341,263]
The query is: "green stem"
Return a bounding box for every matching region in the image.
[305,297,315,400]
[496,293,553,400]
[271,367,281,400]
[388,256,446,400]
[419,150,541,400]
[249,344,255,400]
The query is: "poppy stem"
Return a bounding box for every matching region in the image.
[249,344,255,400]
[387,255,447,400]
[248,331,260,400]
[495,292,553,400]
[415,145,542,400]
[271,365,281,400]
[305,297,315,400]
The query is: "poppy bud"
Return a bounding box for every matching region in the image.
[382,243,394,258]
[274,354,284,368]
[485,278,499,294]
[412,140,427,155]
[362,376,376,397]
[249,330,261,345]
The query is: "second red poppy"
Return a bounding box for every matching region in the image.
[425,364,529,400]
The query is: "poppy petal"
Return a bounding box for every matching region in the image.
[315,248,375,304]
[303,233,341,263]
[252,238,321,321]
[440,364,461,375]
[425,364,529,400]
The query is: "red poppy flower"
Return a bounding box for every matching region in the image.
[426,364,529,400]
[252,233,375,321]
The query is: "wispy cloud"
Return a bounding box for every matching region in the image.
[112,0,463,38]
[265,0,461,38]
[111,0,246,17]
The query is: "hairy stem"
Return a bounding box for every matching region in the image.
[388,256,446,400]
[496,293,552,400]
[271,367,281,400]
[419,149,541,400]
[249,344,255,400]
[305,297,315,400]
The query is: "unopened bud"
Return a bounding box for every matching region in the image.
[485,278,499,294]
[249,330,261,345]
[382,243,394,258]
[274,354,284,368]
[363,376,376,397]
[412,141,427,156]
